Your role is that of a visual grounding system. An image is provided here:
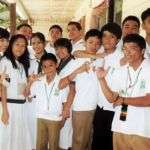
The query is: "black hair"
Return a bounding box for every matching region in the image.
[141,8,150,22]
[101,22,122,39]
[31,32,46,43]
[49,24,63,33]
[40,53,57,68]
[122,15,140,28]
[85,29,102,41]
[17,23,32,31]
[4,34,30,77]
[123,34,146,50]
[68,21,82,31]
[0,27,10,39]
[54,38,72,54]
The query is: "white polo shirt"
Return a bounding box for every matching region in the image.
[64,58,102,111]
[71,39,85,54]
[30,75,66,121]
[0,57,27,100]
[111,59,150,138]
[97,50,123,111]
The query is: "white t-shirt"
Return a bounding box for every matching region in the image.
[65,58,102,111]
[0,57,27,100]
[97,50,123,111]
[111,59,150,138]
[30,75,66,121]
[71,39,85,54]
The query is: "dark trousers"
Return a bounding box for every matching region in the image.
[92,106,114,150]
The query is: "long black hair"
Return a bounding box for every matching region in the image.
[4,34,30,77]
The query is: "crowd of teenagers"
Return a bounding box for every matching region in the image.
[0,7,150,150]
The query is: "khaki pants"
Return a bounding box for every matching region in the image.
[36,118,61,150]
[72,110,95,150]
[113,132,150,150]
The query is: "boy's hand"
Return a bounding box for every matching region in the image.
[28,74,38,84]
[1,110,9,125]
[96,67,110,79]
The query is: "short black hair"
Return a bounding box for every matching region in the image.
[123,34,146,50]
[54,38,72,54]
[31,32,46,43]
[40,53,57,65]
[141,8,150,22]
[85,29,102,41]
[122,15,140,28]
[101,23,122,39]
[68,21,82,31]
[17,23,32,30]
[0,27,10,39]
[49,24,63,33]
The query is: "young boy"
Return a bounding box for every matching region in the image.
[97,34,150,150]
[141,8,150,59]
[28,53,67,150]
[0,27,10,58]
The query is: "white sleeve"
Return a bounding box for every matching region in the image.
[59,87,69,103]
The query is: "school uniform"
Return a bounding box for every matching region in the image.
[27,51,47,149]
[92,50,123,150]
[65,57,102,150]
[30,74,67,150]
[111,59,150,150]
[0,57,32,150]
[71,39,85,54]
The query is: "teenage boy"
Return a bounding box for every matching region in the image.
[45,24,63,55]
[91,23,123,150]
[67,21,85,54]
[27,53,67,150]
[59,28,102,150]
[141,8,150,59]
[96,34,150,150]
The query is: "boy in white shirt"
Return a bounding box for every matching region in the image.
[27,53,67,150]
[96,34,150,150]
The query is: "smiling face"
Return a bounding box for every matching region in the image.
[31,36,45,55]
[12,38,27,58]
[42,59,57,75]
[123,42,144,65]
[49,28,62,43]
[102,31,119,52]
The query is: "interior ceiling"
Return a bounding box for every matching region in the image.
[18,0,86,35]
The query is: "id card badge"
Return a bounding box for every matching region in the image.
[17,82,26,95]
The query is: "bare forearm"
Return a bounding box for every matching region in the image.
[1,85,8,111]
[123,94,150,107]
[99,78,118,103]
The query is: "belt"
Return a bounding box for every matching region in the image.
[0,97,26,104]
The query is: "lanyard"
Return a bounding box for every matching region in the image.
[44,81,55,110]
[125,67,142,96]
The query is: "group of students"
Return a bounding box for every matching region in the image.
[0,7,150,150]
